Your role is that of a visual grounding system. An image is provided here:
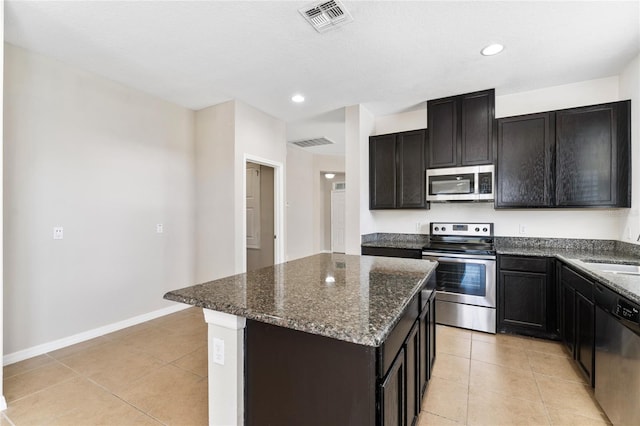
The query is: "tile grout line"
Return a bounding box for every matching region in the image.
[1,411,17,426]
[527,342,554,425]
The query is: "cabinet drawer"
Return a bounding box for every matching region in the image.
[500,256,548,273]
[561,265,593,300]
[361,246,423,259]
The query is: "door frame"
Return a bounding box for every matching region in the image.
[242,154,284,272]
[330,188,346,253]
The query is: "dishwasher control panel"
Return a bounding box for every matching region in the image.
[616,299,640,323]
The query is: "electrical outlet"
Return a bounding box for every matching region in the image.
[416,222,421,232]
[53,227,64,240]
[213,338,225,365]
[156,224,163,234]
[519,224,527,235]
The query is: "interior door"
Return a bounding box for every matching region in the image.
[246,163,261,249]
[331,189,345,253]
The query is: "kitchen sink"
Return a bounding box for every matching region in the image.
[583,262,640,276]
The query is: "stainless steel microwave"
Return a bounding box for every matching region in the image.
[426,165,494,202]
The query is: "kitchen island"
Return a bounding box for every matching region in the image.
[164,253,437,426]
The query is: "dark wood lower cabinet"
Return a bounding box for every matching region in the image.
[561,282,576,355]
[559,264,595,386]
[246,281,436,425]
[576,291,595,385]
[246,320,376,426]
[405,322,420,426]
[381,348,405,426]
[494,255,602,390]
[381,290,436,426]
[497,256,557,339]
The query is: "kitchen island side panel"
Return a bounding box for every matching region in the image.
[246,319,377,426]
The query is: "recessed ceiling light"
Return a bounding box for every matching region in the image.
[481,43,504,56]
[324,173,335,179]
[291,94,305,103]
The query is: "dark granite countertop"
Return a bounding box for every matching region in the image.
[496,238,640,304]
[361,233,430,250]
[164,253,437,347]
[360,233,640,304]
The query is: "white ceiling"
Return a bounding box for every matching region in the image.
[5,0,640,127]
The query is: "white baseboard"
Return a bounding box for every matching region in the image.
[3,304,190,366]
[0,395,6,411]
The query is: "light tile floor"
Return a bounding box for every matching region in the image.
[419,325,611,426]
[1,309,610,425]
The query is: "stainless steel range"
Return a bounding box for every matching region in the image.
[422,222,496,334]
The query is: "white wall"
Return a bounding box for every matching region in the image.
[618,54,640,244]
[234,102,286,272]
[286,146,315,260]
[195,101,236,282]
[285,148,345,260]
[366,76,628,239]
[495,76,620,118]
[321,172,346,252]
[195,101,286,279]
[374,108,427,135]
[1,1,6,411]
[3,44,196,356]
[345,105,375,254]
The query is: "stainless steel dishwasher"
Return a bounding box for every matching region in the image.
[594,283,640,426]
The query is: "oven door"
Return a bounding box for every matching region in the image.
[422,252,496,308]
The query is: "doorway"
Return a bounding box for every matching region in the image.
[331,187,345,253]
[322,172,346,253]
[246,162,275,272]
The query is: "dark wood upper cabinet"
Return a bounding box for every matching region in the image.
[496,100,631,209]
[555,101,630,207]
[428,89,495,168]
[369,133,397,209]
[427,97,458,168]
[461,90,495,165]
[496,112,555,208]
[369,129,428,210]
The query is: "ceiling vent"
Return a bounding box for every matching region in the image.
[299,0,354,33]
[289,137,335,148]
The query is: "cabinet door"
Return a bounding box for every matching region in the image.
[418,307,428,399]
[429,296,436,374]
[380,348,406,426]
[461,89,494,166]
[405,322,420,426]
[498,270,547,331]
[556,102,628,207]
[496,112,555,207]
[369,134,397,209]
[576,291,595,386]
[561,282,576,356]
[428,97,458,168]
[397,130,427,209]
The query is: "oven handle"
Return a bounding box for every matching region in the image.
[421,251,496,261]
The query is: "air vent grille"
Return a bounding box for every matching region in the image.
[289,137,335,148]
[299,0,353,33]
